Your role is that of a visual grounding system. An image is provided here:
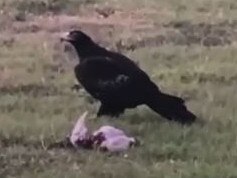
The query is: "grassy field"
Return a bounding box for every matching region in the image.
[1,0,237,177]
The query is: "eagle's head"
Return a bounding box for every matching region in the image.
[60,30,93,45]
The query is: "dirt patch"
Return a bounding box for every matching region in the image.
[1,8,237,52]
[0,8,156,50]
[114,20,237,51]
[164,20,237,46]
[5,8,154,33]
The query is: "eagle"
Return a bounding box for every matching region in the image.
[60,30,196,125]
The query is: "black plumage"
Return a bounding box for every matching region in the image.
[60,30,197,125]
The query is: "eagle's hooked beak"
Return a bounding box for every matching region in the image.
[60,32,72,42]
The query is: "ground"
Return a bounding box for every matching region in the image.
[1,0,237,177]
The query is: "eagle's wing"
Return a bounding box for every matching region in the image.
[74,56,133,97]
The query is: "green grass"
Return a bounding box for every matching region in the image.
[1,0,237,177]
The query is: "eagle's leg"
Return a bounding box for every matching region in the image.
[97,104,124,117]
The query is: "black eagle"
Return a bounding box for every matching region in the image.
[60,30,196,125]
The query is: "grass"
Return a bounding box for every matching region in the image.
[1,0,237,177]
[1,0,97,15]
